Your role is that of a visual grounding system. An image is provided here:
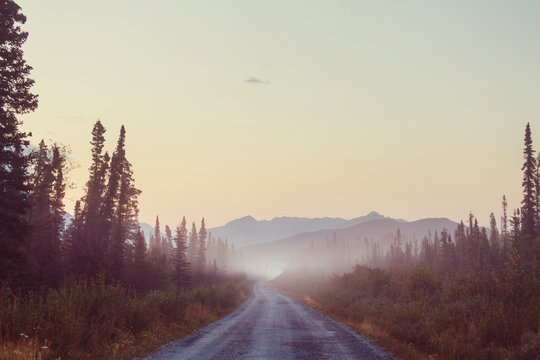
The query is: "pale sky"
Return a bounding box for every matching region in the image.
[18,0,540,228]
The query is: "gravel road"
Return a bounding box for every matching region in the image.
[141,282,392,360]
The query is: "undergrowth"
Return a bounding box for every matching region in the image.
[0,275,251,359]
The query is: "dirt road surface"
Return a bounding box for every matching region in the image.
[142,282,391,360]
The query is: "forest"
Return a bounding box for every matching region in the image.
[0,3,249,359]
[275,123,540,359]
[2,1,540,359]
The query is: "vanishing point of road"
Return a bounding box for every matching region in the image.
[142,282,391,360]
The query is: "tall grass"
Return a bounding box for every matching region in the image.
[0,276,251,359]
[274,265,540,360]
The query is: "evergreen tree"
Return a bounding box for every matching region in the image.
[153,215,161,254]
[109,126,140,280]
[101,128,124,248]
[27,141,57,287]
[149,232,156,251]
[420,236,433,268]
[521,123,537,239]
[510,209,521,245]
[537,152,540,233]
[479,227,490,272]
[501,195,509,253]
[164,225,173,258]
[432,231,440,268]
[187,222,198,266]
[454,221,467,269]
[0,0,38,285]
[77,121,109,277]
[29,142,68,287]
[50,145,66,246]
[173,217,190,288]
[64,200,83,271]
[404,241,413,268]
[438,229,456,276]
[489,212,500,265]
[196,218,207,273]
[131,229,147,291]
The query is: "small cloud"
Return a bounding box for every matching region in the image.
[244,76,269,85]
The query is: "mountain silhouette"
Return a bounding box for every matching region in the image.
[208,211,404,248]
[241,217,459,277]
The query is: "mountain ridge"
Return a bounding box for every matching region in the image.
[207,211,404,248]
[241,216,460,277]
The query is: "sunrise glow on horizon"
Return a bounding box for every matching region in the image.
[18,0,539,228]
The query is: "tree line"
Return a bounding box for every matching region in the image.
[0,2,236,294]
[291,126,540,278]
[5,114,237,292]
[0,3,252,358]
[276,123,540,359]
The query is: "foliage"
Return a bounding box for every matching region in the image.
[0,275,251,359]
[275,259,540,360]
[0,0,37,288]
[273,123,540,360]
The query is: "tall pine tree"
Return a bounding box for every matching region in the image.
[0,0,38,285]
[521,123,537,239]
[77,121,109,277]
[196,218,207,273]
[130,229,147,292]
[501,195,509,253]
[50,145,66,247]
[109,126,140,280]
[187,222,198,268]
[173,217,190,288]
[26,141,67,287]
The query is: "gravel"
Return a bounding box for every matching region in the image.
[141,282,392,360]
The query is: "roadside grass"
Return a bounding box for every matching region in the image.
[273,266,540,360]
[271,279,423,360]
[0,276,252,360]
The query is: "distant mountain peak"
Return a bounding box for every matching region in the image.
[209,211,408,248]
[367,211,381,216]
[226,215,257,225]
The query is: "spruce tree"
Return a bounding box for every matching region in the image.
[438,229,456,276]
[83,121,107,224]
[26,141,67,287]
[64,200,83,272]
[521,123,537,239]
[501,195,509,253]
[489,212,500,265]
[101,128,124,246]
[510,209,521,245]
[479,227,490,272]
[0,0,38,285]
[164,225,173,258]
[454,221,467,269]
[173,217,190,288]
[537,152,540,234]
[50,145,66,245]
[109,126,140,280]
[131,229,147,291]
[196,218,207,273]
[187,222,198,267]
[27,141,56,287]
[153,215,161,254]
[149,232,156,251]
[71,121,109,277]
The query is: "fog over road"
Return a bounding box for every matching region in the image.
[142,282,390,360]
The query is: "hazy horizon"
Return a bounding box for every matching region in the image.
[18,0,538,228]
